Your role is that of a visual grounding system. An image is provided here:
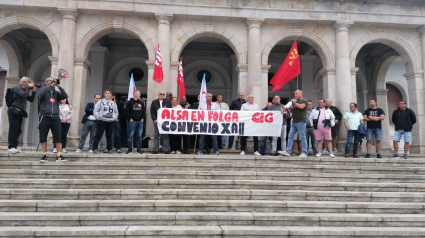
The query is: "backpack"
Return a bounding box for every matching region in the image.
[5,88,14,107]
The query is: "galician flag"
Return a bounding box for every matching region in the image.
[177,57,186,100]
[153,44,163,83]
[199,73,207,104]
[128,73,136,101]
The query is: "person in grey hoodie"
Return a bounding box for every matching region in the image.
[38,77,68,162]
[92,89,119,154]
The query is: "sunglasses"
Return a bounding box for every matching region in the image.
[159,94,165,95]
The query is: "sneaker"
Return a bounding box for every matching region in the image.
[333,148,339,153]
[16,148,22,153]
[278,150,291,157]
[215,151,220,155]
[7,148,18,154]
[176,150,182,155]
[103,150,109,154]
[88,150,94,153]
[390,154,399,159]
[126,149,133,154]
[254,151,261,156]
[170,151,176,154]
[290,152,296,156]
[240,151,245,155]
[56,155,67,162]
[196,151,203,155]
[137,148,143,154]
[117,149,122,154]
[40,155,48,162]
[329,153,335,158]
[62,148,67,153]
[75,149,82,153]
[365,154,370,158]
[52,148,57,153]
[93,150,99,154]
[316,152,321,157]
[377,154,382,159]
[323,148,329,152]
[403,154,408,160]
[299,153,307,158]
[164,151,171,154]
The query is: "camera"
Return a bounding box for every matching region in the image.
[34,83,42,88]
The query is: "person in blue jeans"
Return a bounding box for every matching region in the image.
[279,90,308,158]
[124,90,145,154]
[343,103,364,158]
[112,93,124,153]
[363,99,385,158]
[390,100,416,159]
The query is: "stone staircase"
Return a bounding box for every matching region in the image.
[1,152,425,237]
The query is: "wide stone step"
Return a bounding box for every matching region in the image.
[2,189,425,202]
[1,200,424,213]
[1,169,424,183]
[3,152,425,167]
[2,212,425,227]
[1,161,423,174]
[1,178,424,192]
[2,225,425,237]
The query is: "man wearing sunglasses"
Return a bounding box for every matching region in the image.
[150,90,172,154]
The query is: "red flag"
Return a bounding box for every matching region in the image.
[270,40,301,92]
[177,57,186,100]
[153,44,163,83]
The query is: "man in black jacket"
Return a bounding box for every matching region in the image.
[150,90,171,154]
[125,90,145,154]
[8,77,37,154]
[390,100,416,159]
[76,94,101,153]
[228,92,246,149]
[38,77,68,162]
[326,98,342,152]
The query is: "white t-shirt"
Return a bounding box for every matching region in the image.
[159,100,163,108]
[241,103,260,111]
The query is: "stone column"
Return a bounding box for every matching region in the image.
[57,8,79,94]
[322,67,336,101]
[403,71,425,153]
[246,18,265,108]
[301,55,317,102]
[169,61,179,97]
[145,60,156,148]
[88,47,109,100]
[351,67,359,104]
[333,21,353,150]
[261,64,271,106]
[48,56,58,78]
[375,88,391,152]
[69,58,91,146]
[155,14,173,94]
[0,77,19,146]
[236,64,248,97]
[360,90,369,112]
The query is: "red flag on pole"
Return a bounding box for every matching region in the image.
[177,57,186,100]
[153,44,163,83]
[270,40,301,92]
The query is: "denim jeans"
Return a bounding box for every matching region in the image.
[306,127,318,154]
[198,135,218,153]
[286,122,307,155]
[114,121,121,150]
[345,130,359,155]
[127,120,143,150]
[260,136,267,154]
[78,120,97,150]
[220,136,226,148]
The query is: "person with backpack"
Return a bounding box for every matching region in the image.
[7,77,37,154]
[38,77,68,162]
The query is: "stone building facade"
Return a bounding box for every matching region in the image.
[0,0,424,153]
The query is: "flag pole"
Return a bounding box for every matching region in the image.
[297,76,299,90]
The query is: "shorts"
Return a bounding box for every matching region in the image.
[39,116,61,143]
[293,131,300,141]
[315,127,332,141]
[331,126,337,137]
[367,128,382,140]
[393,130,411,143]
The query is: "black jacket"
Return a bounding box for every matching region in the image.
[125,98,146,121]
[150,99,172,121]
[81,102,95,123]
[38,85,68,117]
[392,108,416,132]
[116,100,125,121]
[329,105,342,121]
[229,99,246,110]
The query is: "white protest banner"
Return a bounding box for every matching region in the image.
[157,108,283,136]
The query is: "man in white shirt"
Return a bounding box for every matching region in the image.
[215,94,229,149]
[240,94,261,156]
[197,93,220,155]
